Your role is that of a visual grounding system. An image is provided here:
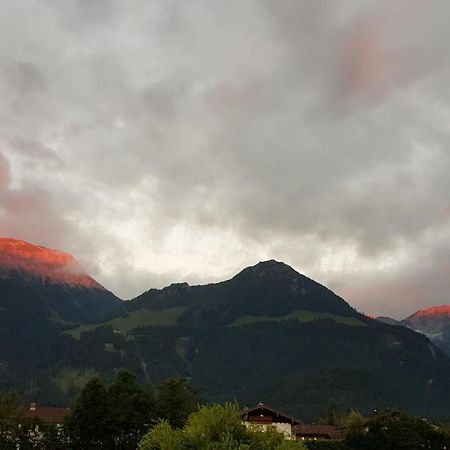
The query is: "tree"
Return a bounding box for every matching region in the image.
[184,403,248,449]
[39,423,69,450]
[156,378,199,428]
[345,409,365,434]
[108,370,156,449]
[139,403,302,450]
[139,420,185,450]
[65,376,112,449]
[345,412,449,450]
[0,392,20,449]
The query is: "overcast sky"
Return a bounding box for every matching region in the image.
[1,0,449,318]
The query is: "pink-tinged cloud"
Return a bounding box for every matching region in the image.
[339,0,422,104]
[0,153,11,188]
[339,259,450,319]
[0,153,71,248]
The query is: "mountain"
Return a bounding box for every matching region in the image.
[0,238,122,396]
[376,316,405,327]
[406,306,450,334]
[130,260,362,333]
[2,245,450,421]
[375,307,450,357]
[0,238,122,324]
[59,260,450,421]
[404,306,450,356]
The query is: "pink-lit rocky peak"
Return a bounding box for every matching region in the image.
[0,238,103,289]
[405,305,450,335]
[414,305,450,318]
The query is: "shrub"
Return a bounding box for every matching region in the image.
[304,440,345,450]
[139,420,185,450]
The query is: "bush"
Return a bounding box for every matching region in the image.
[276,441,308,450]
[184,403,248,448]
[304,441,345,450]
[139,403,306,450]
[344,413,450,450]
[139,420,185,450]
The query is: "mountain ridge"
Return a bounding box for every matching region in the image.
[375,304,450,357]
[0,237,103,289]
[0,237,122,330]
[1,237,450,421]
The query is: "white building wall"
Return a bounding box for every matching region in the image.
[244,422,293,439]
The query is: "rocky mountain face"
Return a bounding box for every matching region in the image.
[406,306,450,334]
[2,241,450,421]
[404,306,450,356]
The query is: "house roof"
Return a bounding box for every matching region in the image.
[19,403,69,424]
[241,402,302,425]
[293,424,347,440]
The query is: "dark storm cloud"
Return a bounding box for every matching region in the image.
[0,0,449,313]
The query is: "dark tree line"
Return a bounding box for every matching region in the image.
[0,372,199,450]
[3,372,450,450]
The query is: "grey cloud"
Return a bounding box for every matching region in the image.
[337,228,450,318]
[0,0,449,314]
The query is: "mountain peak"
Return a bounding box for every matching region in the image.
[0,237,102,289]
[414,305,450,318]
[407,305,450,321]
[240,259,301,279]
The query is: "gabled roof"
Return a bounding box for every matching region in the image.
[19,403,69,424]
[241,402,302,425]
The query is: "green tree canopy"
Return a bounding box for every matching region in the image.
[184,403,248,449]
[345,409,365,434]
[139,420,185,450]
[156,378,200,428]
[345,412,449,450]
[108,370,156,449]
[140,402,307,450]
[65,376,112,450]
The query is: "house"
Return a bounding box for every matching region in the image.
[293,424,347,441]
[19,403,69,425]
[241,403,301,439]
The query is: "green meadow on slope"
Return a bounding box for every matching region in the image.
[230,309,366,327]
[64,307,188,339]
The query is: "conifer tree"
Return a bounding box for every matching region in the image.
[108,370,155,449]
[156,378,199,428]
[65,376,112,449]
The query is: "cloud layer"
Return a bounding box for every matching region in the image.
[1,0,449,317]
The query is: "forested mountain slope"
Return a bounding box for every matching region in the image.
[1,239,449,421]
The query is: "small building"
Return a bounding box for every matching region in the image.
[293,424,346,441]
[241,403,301,439]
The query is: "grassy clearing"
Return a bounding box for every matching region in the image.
[64,307,188,339]
[230,309,366,327]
